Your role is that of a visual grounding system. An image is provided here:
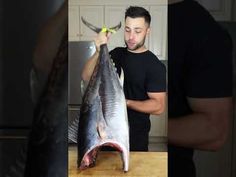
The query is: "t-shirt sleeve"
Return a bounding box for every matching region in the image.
[109,48,122,76]
[146,59,167,92]
[185,28,233,98]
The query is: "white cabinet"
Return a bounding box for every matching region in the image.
[69,6,80,40]
[68,0,168,61]
[149,6,167,60]
[104,6,127,50]
[80,6,103,41]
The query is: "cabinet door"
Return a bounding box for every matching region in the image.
[79,6,103,41]
[149,6,167,60]
[69,5,80,41]
[105,6,127,50]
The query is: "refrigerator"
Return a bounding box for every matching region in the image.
[68,41,96,143]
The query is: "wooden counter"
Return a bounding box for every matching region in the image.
[69,146,167,177]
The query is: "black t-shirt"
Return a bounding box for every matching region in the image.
[168,1,233,177]
[109,47,166,133]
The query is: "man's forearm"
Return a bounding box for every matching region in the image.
[168,112,230,151]
[81,51,99,81]
[168,97,232,151]
[126,98,164,115]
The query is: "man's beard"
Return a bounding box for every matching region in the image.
[125,37,146,51]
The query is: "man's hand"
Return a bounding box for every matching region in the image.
[81,31,112,81]
[94,31,112,52]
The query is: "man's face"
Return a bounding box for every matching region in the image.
[124,17,150,52]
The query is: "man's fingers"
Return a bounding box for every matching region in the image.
[94,31,112,52]
[107,32,112,40]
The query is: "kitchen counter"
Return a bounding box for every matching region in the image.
[69,146,167,177]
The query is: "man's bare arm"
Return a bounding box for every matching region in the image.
[81,31,112,81]
[126,92,166,115]
[81,51,99,81]
[168,97,233,151]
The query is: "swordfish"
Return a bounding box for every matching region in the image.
[77,17,130,172]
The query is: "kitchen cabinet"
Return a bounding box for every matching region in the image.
[79,6,104,41]
[104,6,127,50]
[69,6,80,40]
[149,5,167,60]
[68,0,167,60]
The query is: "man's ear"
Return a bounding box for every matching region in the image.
[146,27,151,35]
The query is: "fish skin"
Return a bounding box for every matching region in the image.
[77,18,129,172]
[24,32,68,177]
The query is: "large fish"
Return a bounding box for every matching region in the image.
[77,17,130,172]
[24,31,68,177]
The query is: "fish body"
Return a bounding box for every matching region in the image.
[24,32,68,177]
[77,18,129,172]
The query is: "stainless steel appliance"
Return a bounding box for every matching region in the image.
[68,41,96,142]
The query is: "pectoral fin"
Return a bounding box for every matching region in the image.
[119,67,124,87]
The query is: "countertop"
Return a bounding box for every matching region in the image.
[69,146,167,177]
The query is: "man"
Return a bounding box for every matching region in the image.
[82,6,166,151]
[168,0,233,176]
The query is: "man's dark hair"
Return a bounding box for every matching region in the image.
[125,6,151,26]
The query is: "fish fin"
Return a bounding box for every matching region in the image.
[81,17,102,33]
[80,79,89,97]
[119,67,124,87]
[97,123,106,139]
[81,17,121,34]
[108,22,122,33]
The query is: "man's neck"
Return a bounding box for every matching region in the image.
[168,0,184,5]
[127,46,148,53]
